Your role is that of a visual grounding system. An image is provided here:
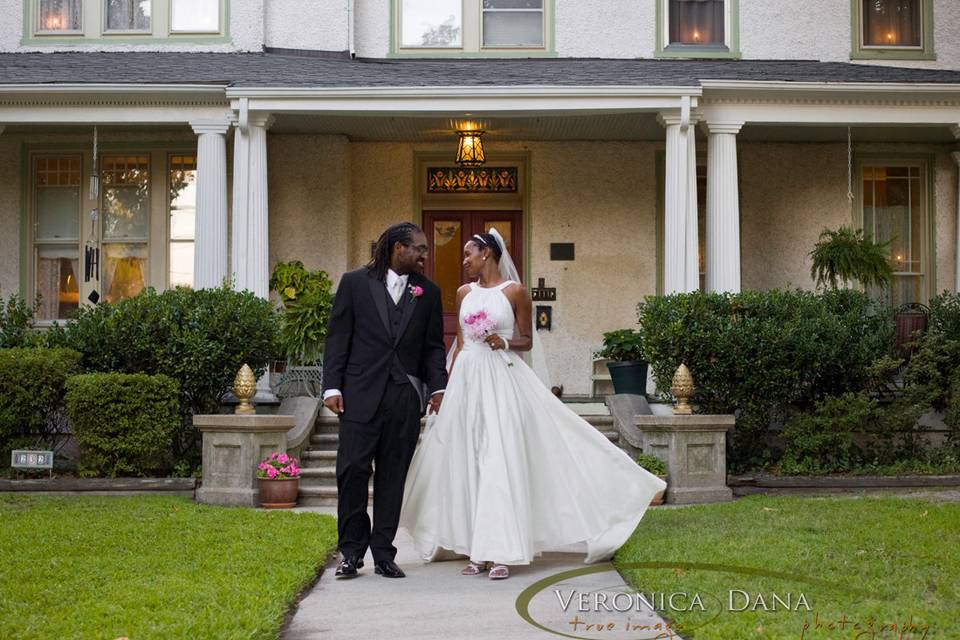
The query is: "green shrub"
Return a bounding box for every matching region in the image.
[928,291,960,342]
[0,348,82,461]
[638,289,895,471]
[635,453,667,476]
[270,261,334,365]
[596,329,645,362]
[0,293,42,349]
[49,285,278,468]
[65,373,180,477]
[778,393,871,474]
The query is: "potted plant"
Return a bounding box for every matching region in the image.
[596,329,648,396]
[256,452,301,508]
[636,453,667,506]
[808,226,892,292]
[270,261,335,397]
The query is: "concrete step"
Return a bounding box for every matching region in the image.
[308,428,619,449]
[298,485,372,507]
[300,449,337,462]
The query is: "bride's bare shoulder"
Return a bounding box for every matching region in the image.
[456,283,472,300]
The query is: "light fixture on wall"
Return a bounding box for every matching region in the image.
[455,129,486,167]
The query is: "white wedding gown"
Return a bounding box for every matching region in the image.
[398,280,666,565]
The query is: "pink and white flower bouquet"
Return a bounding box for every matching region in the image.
[256,452,301,480]
[464,309,513,366]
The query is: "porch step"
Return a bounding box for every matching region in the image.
[298,485,373,507]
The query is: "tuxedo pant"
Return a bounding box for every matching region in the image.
[336,380,422,563]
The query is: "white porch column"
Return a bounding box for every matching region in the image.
[190,121,230,289]
[658,111,700,294]
[230,113,273,298]
[705,121,744,293]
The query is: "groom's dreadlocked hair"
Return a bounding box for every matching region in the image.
[367,222,422,282]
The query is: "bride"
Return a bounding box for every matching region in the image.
[398,229,666,580]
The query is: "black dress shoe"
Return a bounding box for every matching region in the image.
[374,560,406,578]
[335,556,363,579]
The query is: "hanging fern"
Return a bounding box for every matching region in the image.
[809,226,893,290]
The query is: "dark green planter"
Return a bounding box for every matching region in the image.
[606,360,649,396]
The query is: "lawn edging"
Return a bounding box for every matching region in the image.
[728,473,960,496]
[0,477,197,498]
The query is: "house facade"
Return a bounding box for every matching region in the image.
[1,0,959,395]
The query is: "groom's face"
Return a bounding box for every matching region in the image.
[392,231,429,275]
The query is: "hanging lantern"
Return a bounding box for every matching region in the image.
[455,129,486,167]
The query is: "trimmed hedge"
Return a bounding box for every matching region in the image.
[0,348,82,461]
[638,289,895,470]
[47,285,278,469]
[65,373,180,477]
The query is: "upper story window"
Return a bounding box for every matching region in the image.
[26,0,227,43]
[395,0,553,56]
[657,0,739,59]
[852,0,934,60]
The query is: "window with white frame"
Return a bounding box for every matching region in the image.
[396,0,550,53]
[168,154,197,288]
[33,156,81,321]
[29,0,224,39]
[29,149,197,321]
[861,163,929,308]
[658,0,738,57]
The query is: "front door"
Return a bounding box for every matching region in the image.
[422,211,523,349]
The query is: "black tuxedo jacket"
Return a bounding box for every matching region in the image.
[322,267,448,424]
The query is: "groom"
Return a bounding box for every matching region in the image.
[322,222,447,579]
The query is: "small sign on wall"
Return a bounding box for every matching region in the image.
[11,450,54,470]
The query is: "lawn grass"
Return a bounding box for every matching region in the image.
[0,495,338,640]
[615,494,959,639]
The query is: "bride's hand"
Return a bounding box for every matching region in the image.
[484,334,506,350]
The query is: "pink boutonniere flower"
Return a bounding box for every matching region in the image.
[409,284,424,301]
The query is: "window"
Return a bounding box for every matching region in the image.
[394,0,553,55]
[28,0,226,41]
[657,0,739,58]
[105,0,151,32]
[482,0,544,48]
[37,0,82,32]
[171,0,219,33]
[101,155,150,304]
[168,154,196,288]
[861,163,930,308]
[852,0,934,59]
[33,156,81,321]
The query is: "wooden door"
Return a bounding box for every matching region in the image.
[422,211,523,349]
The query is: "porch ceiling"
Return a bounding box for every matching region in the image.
[267,112,667,141]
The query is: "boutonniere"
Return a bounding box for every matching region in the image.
[408,284,424,301]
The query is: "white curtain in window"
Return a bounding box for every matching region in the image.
[862,0,921,47]
[38,0,82,31]
[171,0,219,32]
[105,0,151,31]
[669,0,724,46]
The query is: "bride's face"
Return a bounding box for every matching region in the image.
[462,241,487,278]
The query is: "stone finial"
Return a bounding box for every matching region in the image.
[233,364,257,415]
[671,363,694,415]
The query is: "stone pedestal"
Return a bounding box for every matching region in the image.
[635,415,735,504]
[194,414,296,507]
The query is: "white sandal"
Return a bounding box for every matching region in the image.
[461,561,489,576]
[488,564,509,580]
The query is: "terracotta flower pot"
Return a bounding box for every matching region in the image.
[650,475,667,506]
[258,477,299,508]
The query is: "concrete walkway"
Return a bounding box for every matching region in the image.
[283,506,683,640]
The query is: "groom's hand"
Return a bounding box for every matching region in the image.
[324,395,345,414]
[428,393,443,415]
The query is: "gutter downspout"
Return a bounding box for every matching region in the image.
[348,0,356,58]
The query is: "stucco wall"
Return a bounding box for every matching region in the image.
[0,135,20,297]
[341,140,656,395]
[738,142,958,294]
[0,0,264,52]
[267,134,351,283]
[265,0,348,52]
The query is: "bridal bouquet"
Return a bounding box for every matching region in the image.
[464,310,513,367]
